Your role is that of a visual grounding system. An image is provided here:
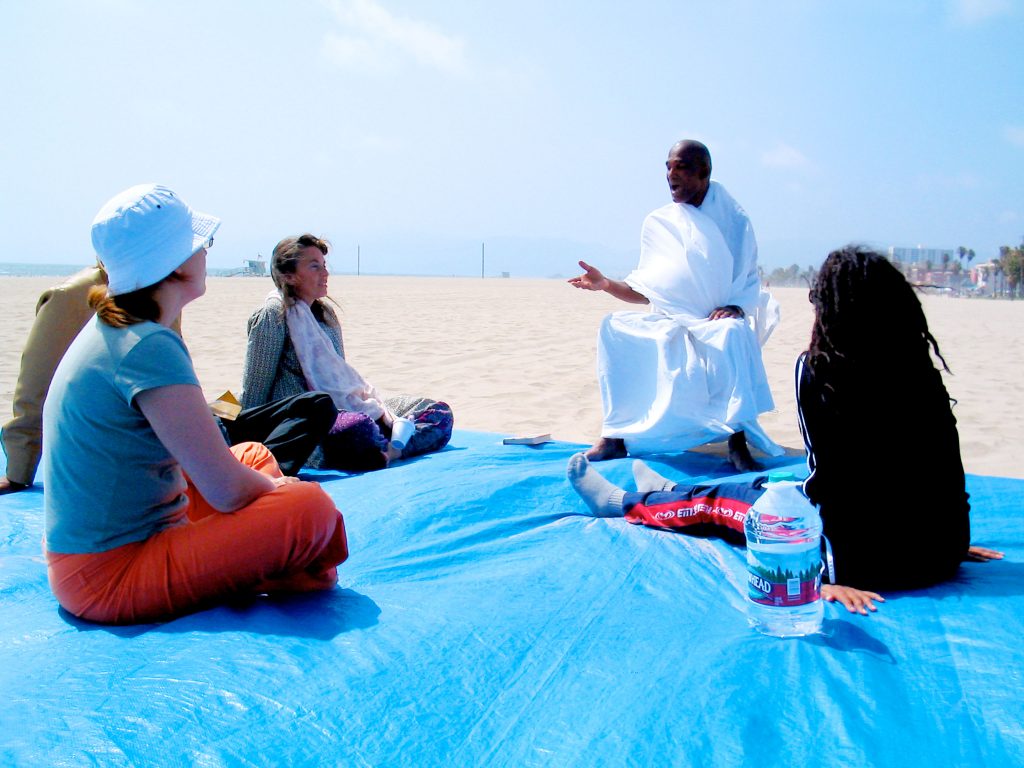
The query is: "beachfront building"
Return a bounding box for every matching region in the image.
[887,245,974,291]
[888,246,956,267]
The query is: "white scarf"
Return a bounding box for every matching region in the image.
[283,293,386,419]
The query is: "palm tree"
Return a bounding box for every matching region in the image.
[994,251,1007,298]
[950,260,963,293]
[999,243,1024,299]
[966,248,977,289]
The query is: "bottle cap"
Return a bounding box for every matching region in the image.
[766,471,796,483]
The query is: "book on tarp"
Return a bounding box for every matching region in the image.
[502,433,552,446]
[208,391,242,421]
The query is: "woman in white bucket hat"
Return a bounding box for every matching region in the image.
[41,184,349,624]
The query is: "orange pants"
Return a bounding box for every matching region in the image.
[46,443,349,624]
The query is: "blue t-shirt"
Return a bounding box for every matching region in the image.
[43,318,200,554]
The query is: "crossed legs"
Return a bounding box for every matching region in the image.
[46,443,349,624]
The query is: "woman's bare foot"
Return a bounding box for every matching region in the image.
[584,437,627,462]
[727,432,759,472]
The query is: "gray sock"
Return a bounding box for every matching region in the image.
[567,453,626,517]
[632,461,676,493]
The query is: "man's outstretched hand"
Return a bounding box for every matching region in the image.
[568,261,610,292]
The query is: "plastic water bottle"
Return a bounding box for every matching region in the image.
[744,471,824,637]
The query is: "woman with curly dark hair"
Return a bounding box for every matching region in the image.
[798,245,1000,591]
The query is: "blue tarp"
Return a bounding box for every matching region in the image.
[1,430,1022,766]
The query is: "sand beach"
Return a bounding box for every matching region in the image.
[2,273,1022,479]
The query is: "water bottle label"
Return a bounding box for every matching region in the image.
[747,546,821,607]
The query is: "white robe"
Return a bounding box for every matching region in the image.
[598,183,782,456]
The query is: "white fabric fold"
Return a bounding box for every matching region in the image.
[283,293,385,419]
[599,194,782,457]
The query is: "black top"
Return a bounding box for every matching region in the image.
[795,352,971,590]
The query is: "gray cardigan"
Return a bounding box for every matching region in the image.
[240,295,346,410]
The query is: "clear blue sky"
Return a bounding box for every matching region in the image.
[2,0,1022,277]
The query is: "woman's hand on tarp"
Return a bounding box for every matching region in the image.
[965,545,1004,562]
[821,584,884,615]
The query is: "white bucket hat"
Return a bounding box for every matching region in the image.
[91,183,221,296]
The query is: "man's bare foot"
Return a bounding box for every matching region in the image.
[0,476,30,495]
[727,432,759,472]
[584,437,627,462]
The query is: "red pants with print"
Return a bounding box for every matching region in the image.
[46,442,348,624]
[622,479,767,546]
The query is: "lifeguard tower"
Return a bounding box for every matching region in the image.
[241,257,267,276]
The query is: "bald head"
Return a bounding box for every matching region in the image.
[666,140,712,206]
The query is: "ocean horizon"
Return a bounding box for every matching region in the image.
[0,262,253,278]
[0,263,565,280]
[0,263,93,277]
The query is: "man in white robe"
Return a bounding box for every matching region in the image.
[569,140,781,469]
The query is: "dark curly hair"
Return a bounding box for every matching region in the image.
[800,245,969,589]
[807,245,950,407]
